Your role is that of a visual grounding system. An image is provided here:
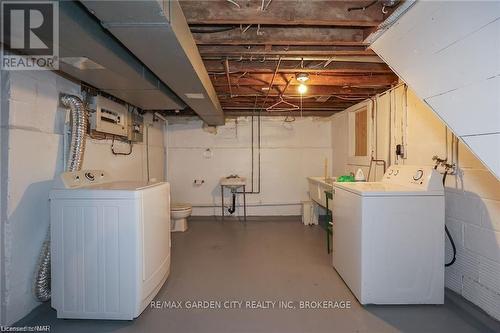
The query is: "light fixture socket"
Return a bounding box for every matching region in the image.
[296,73,309,82]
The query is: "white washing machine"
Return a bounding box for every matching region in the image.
[332,165,444,305]
[50,170,171,320]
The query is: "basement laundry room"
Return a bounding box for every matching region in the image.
[0,1,499,332]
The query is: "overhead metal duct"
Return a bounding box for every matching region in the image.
[81,0,225,125]
[57,1,185,110]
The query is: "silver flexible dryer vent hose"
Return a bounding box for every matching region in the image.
[33,229,51,302]
[34,94,87,302]
[62,94,88,172]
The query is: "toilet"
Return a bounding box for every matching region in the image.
[170,203,192,232]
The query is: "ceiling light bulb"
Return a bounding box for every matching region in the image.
[298,84,308,94]
[296,73,309,82]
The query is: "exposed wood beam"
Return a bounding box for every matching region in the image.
[164,108,342,117]
[199,48,374,57]
[193,27,365,46]
[198,45,371,54]
[213,85,386,96]
[221,100,354,106]
[180,1,386,27]
[219,96,365,103]
[211,73,398,87]
[203,55,384,63]
[197,46,383,63]
[204,60,393,74]
[220,103,356,110]
[223,110,340,117]
[219,97,360,107]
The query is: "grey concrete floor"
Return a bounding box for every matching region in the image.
[15,216,500,333]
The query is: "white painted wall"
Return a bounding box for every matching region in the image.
[370,1,500,178]
[331,85,408,181]
[0,70,166,325]
[330,86,500,320]
[331,112,348,177]
[167,117,332,216]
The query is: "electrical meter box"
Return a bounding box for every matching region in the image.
[128,112,144,142]
[89,95,128,137]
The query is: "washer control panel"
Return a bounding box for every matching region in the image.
[54,170,110,189]
[382,165,442,191]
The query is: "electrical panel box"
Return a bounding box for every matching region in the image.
[89,95,128,137]
[128,112,144,142]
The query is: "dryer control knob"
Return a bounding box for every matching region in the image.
[413,169,424,181]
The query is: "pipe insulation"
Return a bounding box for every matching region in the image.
[33,94,87,302]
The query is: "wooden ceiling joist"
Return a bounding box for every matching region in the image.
[193,26,365,46]
[211,73,398,87]
[199,48,375,58]
[205,60,393,74]
[223,110,340,117]
[220,102,358,110]
[198,45,372,55]
[213,85,386,97]
[180,0,386,27]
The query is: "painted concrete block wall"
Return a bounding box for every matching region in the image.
[0,70,166,325]
[370,1,500,178]
[166,117,332,216]
[0,71,8,327]
[330,87,500,320]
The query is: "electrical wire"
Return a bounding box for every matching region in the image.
[445,225,457,267]
[226,0,240,8]
[441,169,457,267]
[347,0,377,12]
[111,135,133,155]
[190,26,238,33]
[261,0,272,11]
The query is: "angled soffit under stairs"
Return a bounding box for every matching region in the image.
[81,0,225,126]
[368,1,500,179]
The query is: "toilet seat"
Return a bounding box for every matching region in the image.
[171,203,192,211]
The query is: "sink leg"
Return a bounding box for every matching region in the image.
[243,185,246,222]
[221,185,224,220]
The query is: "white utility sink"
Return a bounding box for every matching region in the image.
[307,177,335,207]
[220,175,246,189]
